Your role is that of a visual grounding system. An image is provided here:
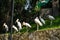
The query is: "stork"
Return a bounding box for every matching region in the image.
[40,0,47,3]
[3,23,9,40]
[3,23,18,33]
[23,22,31,32]
[3,23,8,33]
[39,16,45,24]
[24,0,32,10]
[12,25,18,32]
[34,17,43,31]
[47,15,55,25]
[15,19,22,31]
[40,0,49,3]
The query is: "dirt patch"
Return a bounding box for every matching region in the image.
[0,29,60,40]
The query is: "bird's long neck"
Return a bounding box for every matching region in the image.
[23,22,26,25]
[17,21,19,23]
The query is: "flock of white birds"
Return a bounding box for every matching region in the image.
[3,15,55,33]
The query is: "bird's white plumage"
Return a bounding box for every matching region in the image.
[25,4,29,10]
[41,0,46,3]
[24,0,32,10]
[3,23,8,31]
[39,16,45,24]
[48,15,55,20]
[12,25,18,32]
[23,22,31,28]
[34,17,43,26]
[16,19,22,30]
[24,0,30,10]
[47,15,55,25]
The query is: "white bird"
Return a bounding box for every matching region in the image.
[3,23,8,32]
[23,22,31,32]
[12,25,18,32]
[39,16,45,24]
[24,0,29,10]
[47,15,55,25]
[41,0,47,3]
[24,0,32,10]
[25,4,29,10]
[34,17,43,31]
[3,23,18,33]
[16,19,22,31]
[23,22,31,28]
[48,15,55,20]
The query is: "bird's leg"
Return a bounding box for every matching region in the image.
[18,30,20,34]
[50,20,52,26]
[26,26,28,32]
[37,24,39,31]
[14,31,15,34]
[18,29,20,34]
[3,31,7,40]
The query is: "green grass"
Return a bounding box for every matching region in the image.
[20,17,60,33]
[3,16,60,34]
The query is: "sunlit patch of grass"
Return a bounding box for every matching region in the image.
[40,25,60,31]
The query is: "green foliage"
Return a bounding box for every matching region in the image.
[6,17,60,34]
[21,17,60,33]
[0,0,60,33]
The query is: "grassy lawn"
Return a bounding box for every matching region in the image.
[20,16,60,33]
[2,16,60,34]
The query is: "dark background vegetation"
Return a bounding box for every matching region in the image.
[0,0,60,33]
